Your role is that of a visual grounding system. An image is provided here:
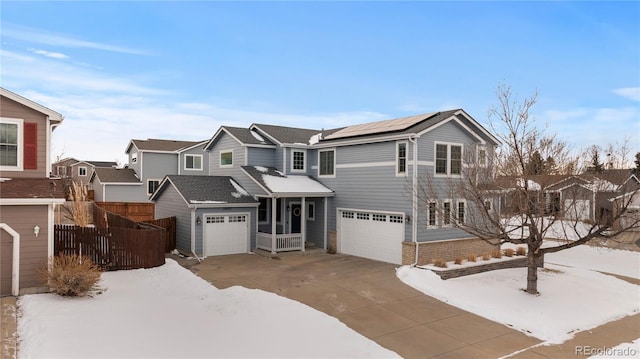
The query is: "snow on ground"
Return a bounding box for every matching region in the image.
[397,264,640,344]
[18,259,399,359]
[544,243,640,279]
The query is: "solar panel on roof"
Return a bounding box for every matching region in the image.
[324,113,434,140]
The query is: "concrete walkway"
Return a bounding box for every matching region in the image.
[0,297,17,359]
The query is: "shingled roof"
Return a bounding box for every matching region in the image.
[91,168,140,183]
[0,178,66,199]
[129,138,207,152]
[251,124,329,145]
[151,175,258,206]
[242,166,334,197]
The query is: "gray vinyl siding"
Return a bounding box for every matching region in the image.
[305,198,326,248]
[141,152,178,181]
[256,197,326,248]
[127,149,141,174]
[103,184,148,202]
[154,184,193,254]
[247,147,276,167]
[179,145,209,176]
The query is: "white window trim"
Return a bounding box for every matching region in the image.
[131,152,138,163]
[291,149,306,173]
[434,142,463,177]
[318,148,336,178]
[0,117,24,171]
[477,145,488,168]
[258,198,269,224]
[78,166,88,176]
[456,199,466,225]
[396,141,408,176]
[219,149,233,168]
[442,199,453,228]
[426,200,438,228]
[147,178,162,195]
[307,202,316,221]
[184,154,203,171]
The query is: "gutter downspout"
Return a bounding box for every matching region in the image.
[409,136,419,266]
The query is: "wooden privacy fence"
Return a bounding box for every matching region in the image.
[143,216,176,253]
[95,202,154,222]
[54,224,166,271]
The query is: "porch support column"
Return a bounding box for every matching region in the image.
[301,197,306,252]
[271,197,277,255]
[323,197,328,250]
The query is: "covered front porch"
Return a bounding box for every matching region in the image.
[242,166,334,255]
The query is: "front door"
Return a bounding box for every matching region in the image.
[291,204,302,233]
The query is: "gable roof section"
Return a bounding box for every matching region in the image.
[151,175,258,207]
[0,178,66,200]
[0,87,64,123]
[250,124,328,146]
[242,166,334,197]
[71,160,118,168]
[204,126,276,150]
[91,167,140,184]
[126,138,207,154]
[325,113,436,140]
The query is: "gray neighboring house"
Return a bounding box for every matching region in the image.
[150,175,258,258]
[123,138,209,201]
[155,109,501,264]
[52,158,118,191]
[90,167,145,202]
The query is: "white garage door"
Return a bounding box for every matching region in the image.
[338,209,404,264]
[204,214,249,256]
[564,200,590,221]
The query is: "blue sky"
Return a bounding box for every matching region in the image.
[2,1,638,166]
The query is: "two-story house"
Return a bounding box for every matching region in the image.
[52,157,118,186]
[152,109,500,265]
[90,138,209,202]
[0,88,66,296]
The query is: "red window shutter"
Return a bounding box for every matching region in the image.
[24,122,38,170]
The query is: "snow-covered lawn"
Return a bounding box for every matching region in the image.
[18,259,399,359]
[397,245,640,345]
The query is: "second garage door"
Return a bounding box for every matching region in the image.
[338,209,405,264]
[204,214,249,257]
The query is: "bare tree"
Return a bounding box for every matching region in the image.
[416,84,639,295]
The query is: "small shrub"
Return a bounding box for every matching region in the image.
[492,250,502,259]
[454,256,464,265]
[432,258,448,268]
[503,248,515,257]
[516,247,527,256]
[481,253,491,261]
[466,253,477,262]
[42,254,102,297]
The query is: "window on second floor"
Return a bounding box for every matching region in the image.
[220,150,233,167]
[185,154,203,170]
[292,150,305,172]
[318,149,335,177]
[435,143,463,176]
[147,179,161,195]
[78,166,87,176]
[427,201,437,227]
[1,118,36,171]
[397,141,407,175]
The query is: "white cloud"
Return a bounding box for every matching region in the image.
[3,23,147,55]
[613,87,640,102]
[31,49,69,59]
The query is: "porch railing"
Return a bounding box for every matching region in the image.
[256,232,303,252]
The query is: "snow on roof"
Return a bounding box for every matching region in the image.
[309,133,322,145]
[254,166,268,173]
[190,200,227,204]
[261,173,333,194]
[230,179,250,198]
[516,178,541,191]
[250,130,265,142]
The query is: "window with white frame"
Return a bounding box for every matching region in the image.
[78,166,87,176]
[258,198,269,223]
[478,146,488,167]
[307,202,315,220]
[56,166,67,177]
[397,141,407,175]
[443,201,452,226]
[0,118,22,169]
[457,200,465,224]
[220,150,233,167]
[292,150,305,172]
[427,201,437,227]
[185,154,203,170]
[147,179,161,195]
[435,142,463,176]
[318,149,335,177]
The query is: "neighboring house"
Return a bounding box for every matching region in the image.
[52,158,118,185]
[124,138,209,201]
[154,109,501,264]
[0,87,66,296]
[90,167,145,202]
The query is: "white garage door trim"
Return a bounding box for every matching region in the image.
[203,212,250,257]
[337,208,405,264]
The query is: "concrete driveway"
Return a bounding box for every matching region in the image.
[185,252,540,359]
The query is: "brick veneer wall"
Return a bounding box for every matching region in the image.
[402,238,499,265]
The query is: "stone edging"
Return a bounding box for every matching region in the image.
[427,255,544,280]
